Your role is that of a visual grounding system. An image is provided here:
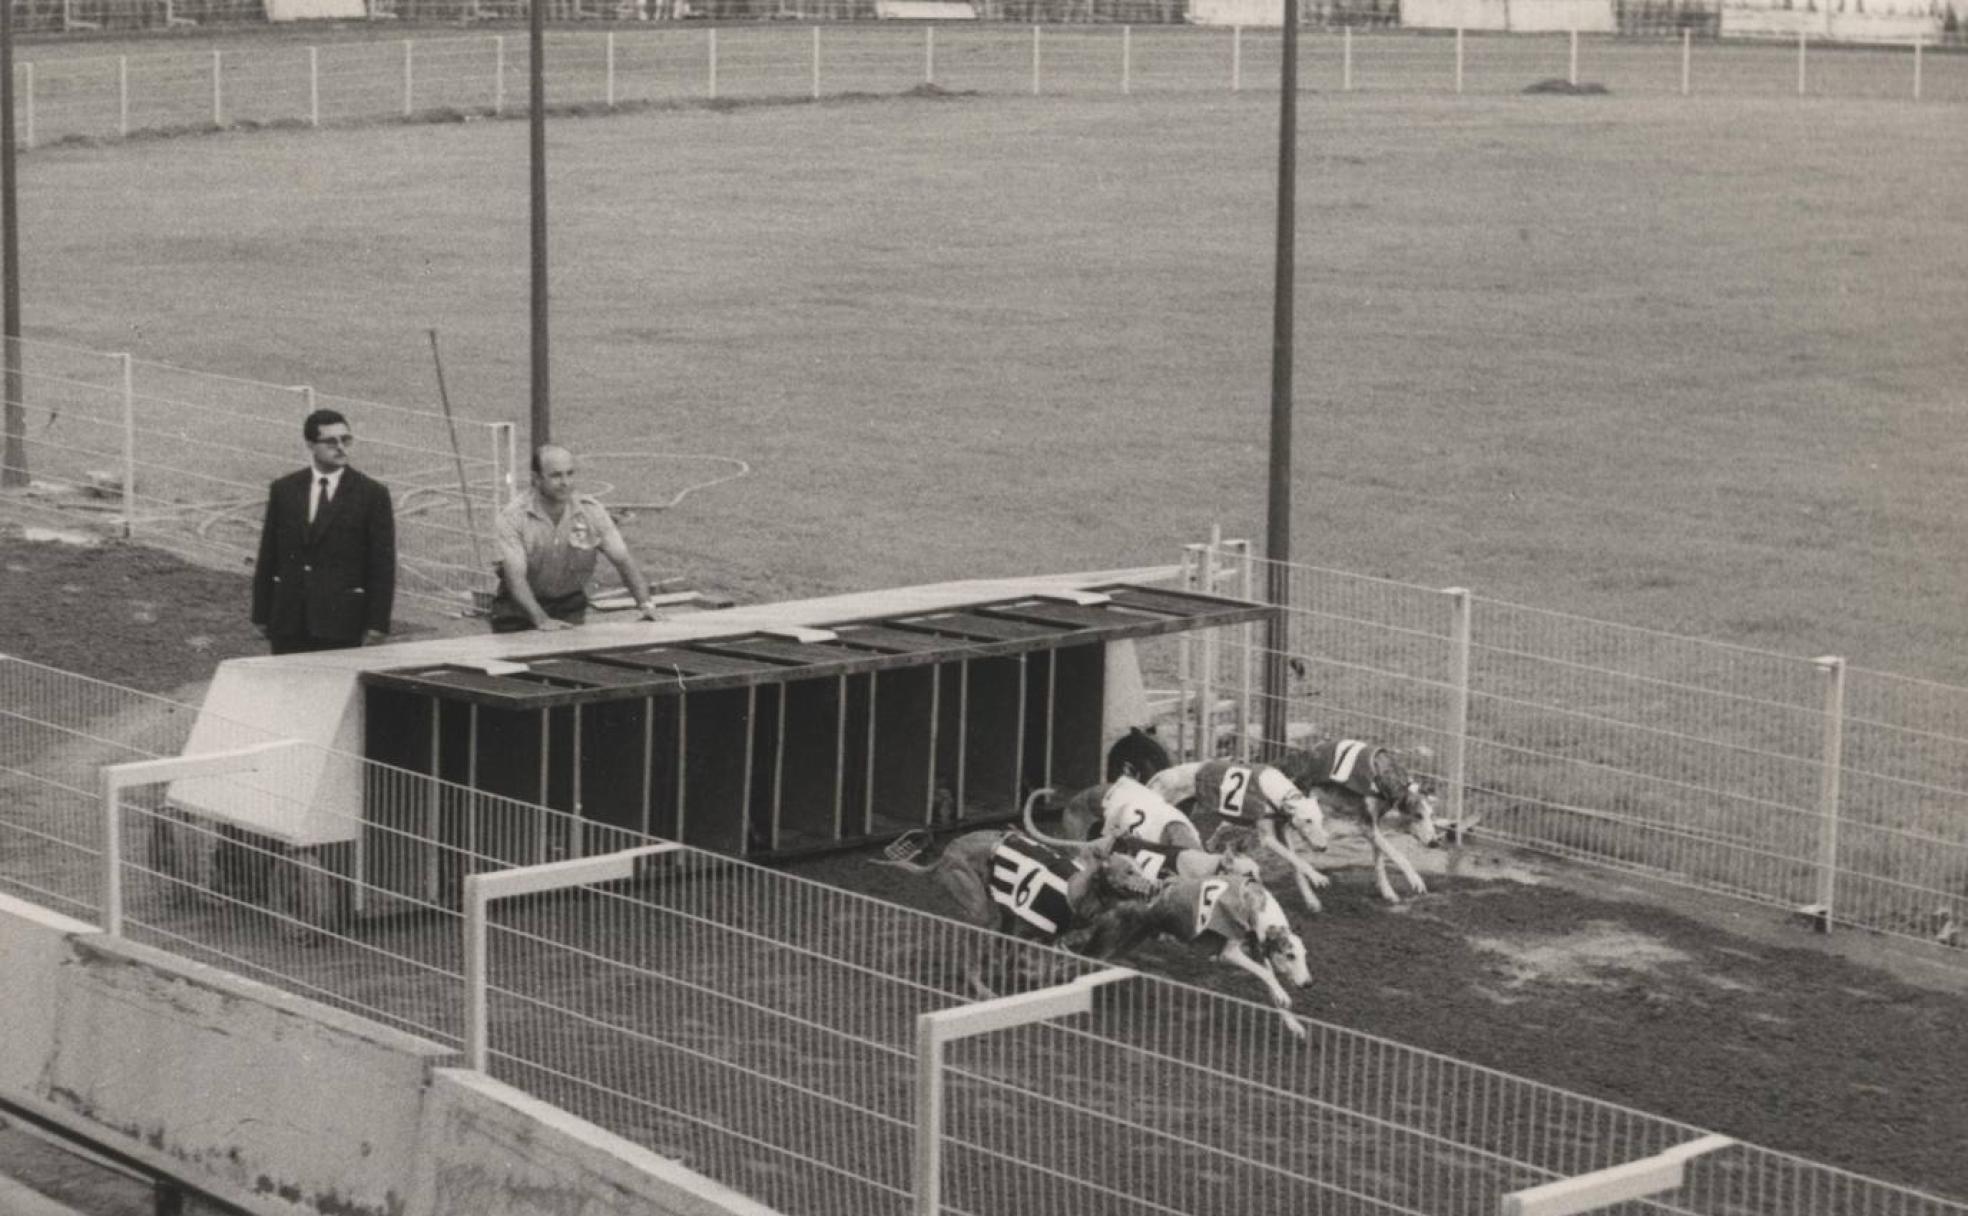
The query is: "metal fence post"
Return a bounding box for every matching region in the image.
[21,63,32,150]
[914,970,1133,1216]
[1343,26,1352,91]
[1031,25,1041,95]
[1201,525,1222,756]
[1121,24,1131,94]
[212,50,223,128]
[309,46,321,127]
[1680,27,1690,96]
[492,421,516,509]
[403,39,414,118]
[494,35,506,116]
[708,28,718,99]
[119,354,134,539]
[1234,539,1254,756]
[811,25,820,100]
[100,770,125,937]
[1178,544,1202,758]
[1231,24,1241,92]
[1444,587,1472,843]
[1812,655,1846,931]
[463,873,491,1071]
[609,30,619,108]
[117,56,129,138]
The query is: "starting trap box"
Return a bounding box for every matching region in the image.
[167,568,1271,907]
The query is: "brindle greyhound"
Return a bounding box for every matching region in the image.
[1148,759,1335,914]
[1276,738,1443,904]
[871,827,1156,998]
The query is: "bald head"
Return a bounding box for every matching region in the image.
[531,445,577,507]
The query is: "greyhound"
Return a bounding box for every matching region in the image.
[871,827,1157,997]
[1080,873,1313,1021]
[1148,759,1334,913]
[1276,739,1442,904]
[1105,726,1173,782]
[1028,776,1207,851]
[1020,789,1262,885]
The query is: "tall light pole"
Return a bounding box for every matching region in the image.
[529,0,551,450]
[1261,0,1299,758]
[1,0,25,489]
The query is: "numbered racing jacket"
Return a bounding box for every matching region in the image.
[988,832,1082,939]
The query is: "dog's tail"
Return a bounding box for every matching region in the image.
[869,829,939,873]
[1020,787,1081,848]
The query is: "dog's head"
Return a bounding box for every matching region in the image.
[1281,793,1330,852]
[1093,850,1161,900]
[1213,847,1264,882]
[1396,781,1442,847]
[1244,884,1311,989]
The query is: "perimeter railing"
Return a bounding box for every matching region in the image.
[3,23,1962,151]
[1176,537,1968,952]
[0,335,515,611]
[5,650,1968,1216]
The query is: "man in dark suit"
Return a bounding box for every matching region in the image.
[251,408,397,655]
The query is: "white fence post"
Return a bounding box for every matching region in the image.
[212,50,223,128]
[491,421,517,509]
[309,46,321,127]
[1680,27,1690,96]
[914,969,1134,1216]
[1231,24,1241,92]
[1498,1134,1737,1216]
[1343,26,1352,91]
[463,843,682,1075]
[1796,29,1806,96]
[811,25,820,100]
[494,35,506,116]
[708,27,718,99]
[1201,524,1222,754]
[925,25,935,84]
[403,39,414,118]
[1912,35,1922,101]
[1121,24,1131,94]
[1233,539,1254,755]
[1031,25,1041,95]
[1811,655,1846,931]
[21,63,32,150]
[1444,587,1472,843]
[608,31,618,108]
[119,354,134,539]
[99,741,309,939]
[117,56,129,138]
[1454,27,1464,95]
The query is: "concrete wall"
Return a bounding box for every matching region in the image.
[0,893,778,1216]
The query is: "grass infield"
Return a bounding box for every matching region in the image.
[21,89,1968,681]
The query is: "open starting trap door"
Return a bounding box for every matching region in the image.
[357,583,1269,898]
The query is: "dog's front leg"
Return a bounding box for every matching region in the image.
[1368,825,1427,901]
[1219,939,1293,1009]
[1262,826,1325,914]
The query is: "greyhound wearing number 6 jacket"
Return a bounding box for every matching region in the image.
[871,828,1157,998]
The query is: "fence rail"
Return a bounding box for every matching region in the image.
[4,651,1966,1216]
[0,335,514,611]
[1178,540,1968,953]
[4,23,1962,148]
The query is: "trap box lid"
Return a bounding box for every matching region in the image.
[174,566,1265,846]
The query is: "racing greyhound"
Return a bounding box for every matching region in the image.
[1079,873,1313,1020]
[1148,759,1334,913]
[1020,789,1262,885]
[1027,776,1207,851]
[1276,738,1442,904]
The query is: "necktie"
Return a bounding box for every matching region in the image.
[312,476,330,524]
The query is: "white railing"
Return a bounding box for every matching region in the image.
[1180,539,1968,952]
[6,25,1961,150]
[5,652,1968,1216]
[0,335,515,610]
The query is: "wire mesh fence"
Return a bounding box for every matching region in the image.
[0,335,515,611]
[1181,540,1968,953]
[5,23,1962,147]
[5,651,1968,1215]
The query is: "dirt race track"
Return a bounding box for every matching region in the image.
[4,530,1967,1206]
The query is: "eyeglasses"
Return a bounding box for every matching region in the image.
[312,435,356,448]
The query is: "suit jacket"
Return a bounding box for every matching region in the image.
[251,466,397,643]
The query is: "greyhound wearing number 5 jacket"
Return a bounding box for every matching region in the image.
[1079,873,1313,1017]
[1148,759,1334,913]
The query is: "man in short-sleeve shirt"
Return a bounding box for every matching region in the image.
[488,445,661,632]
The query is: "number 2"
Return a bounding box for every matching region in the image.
[1220,767,1251,815]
